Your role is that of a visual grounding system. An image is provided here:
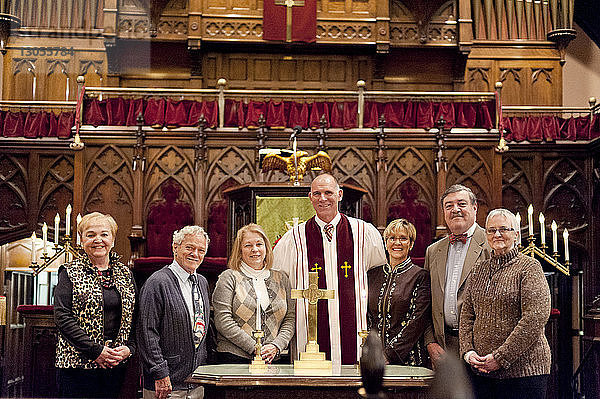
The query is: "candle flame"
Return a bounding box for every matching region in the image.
[551,220,557,231]
[528,204,533,215]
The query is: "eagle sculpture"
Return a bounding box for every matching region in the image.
[262,150,332,183]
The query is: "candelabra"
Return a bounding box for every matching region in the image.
[29,205,82,276]
[30,234,80,276]
[517,204,570,276]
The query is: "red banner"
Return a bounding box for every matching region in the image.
[263,0,317,43]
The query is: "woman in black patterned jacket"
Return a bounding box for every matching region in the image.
[367,218,431,365]
[54,212,136,398]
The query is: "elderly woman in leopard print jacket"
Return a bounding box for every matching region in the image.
[54,212,137,398]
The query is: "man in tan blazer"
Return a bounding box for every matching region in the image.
[424,184,491,369]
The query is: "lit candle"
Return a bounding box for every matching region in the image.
[515,212,521,244]
[551,221,558,253]
[539,213,545,245]
[527,204,534,237]
[65,204,72,236]
[76,213,82,245]
[31,232,36,263]
[256,293,262,331]
[42,222,48,254]
[563,229,569,262]
[65,77,70,100]
[54,213,60,245]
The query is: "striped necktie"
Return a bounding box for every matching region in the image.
[324,223,334,242]
[188,274,206,347]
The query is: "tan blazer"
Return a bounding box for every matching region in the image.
[423,224,491,350]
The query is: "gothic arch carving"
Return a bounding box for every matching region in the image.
[385,147,435,206]
[331,147,376,207]
[144,145,195,215]
[447,147,493,220]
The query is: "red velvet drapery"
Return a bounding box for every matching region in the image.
[1,111,73,138]
[2,98,599,142]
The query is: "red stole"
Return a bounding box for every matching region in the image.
[305,215,357,364]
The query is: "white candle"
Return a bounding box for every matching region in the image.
[551,221,558,253]
[65,204,72,236]
[515,212,521,244]
[76,213,82,245]
[65,77,70,100]
[563,229,569,262]
[256,293,261,331]
[32,76,37,100]
[54,213,60,245]
[527,204,534,237]
[539,213,545,245]
[31,232,36,263]
[42,222,48,254]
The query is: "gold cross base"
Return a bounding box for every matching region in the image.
[293,340,332,372]
[249,355,268,373]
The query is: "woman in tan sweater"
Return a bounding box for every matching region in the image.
[459,208,551,399]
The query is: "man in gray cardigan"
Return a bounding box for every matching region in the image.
[138,226,211,399]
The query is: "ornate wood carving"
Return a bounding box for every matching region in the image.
[0,154,28,240]
[38,154,74,233]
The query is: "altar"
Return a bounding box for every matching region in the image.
[186,364,433,399]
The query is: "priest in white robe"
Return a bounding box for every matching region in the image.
[273,173,386,365]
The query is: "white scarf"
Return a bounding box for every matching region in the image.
[240,262,270,311]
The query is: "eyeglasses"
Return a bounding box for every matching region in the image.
[386,236,410,243]
[486,227,515,235]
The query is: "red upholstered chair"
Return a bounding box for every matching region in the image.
[132,180,194,287]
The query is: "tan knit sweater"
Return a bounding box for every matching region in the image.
[459,248,551,379]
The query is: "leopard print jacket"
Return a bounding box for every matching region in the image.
[55,252,136,369]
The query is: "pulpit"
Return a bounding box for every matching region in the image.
[224,181,367,253]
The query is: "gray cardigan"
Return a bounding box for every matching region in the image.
[137,264,210,391]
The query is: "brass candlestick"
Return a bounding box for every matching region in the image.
[249,330,268,372]
[30,234,80,276]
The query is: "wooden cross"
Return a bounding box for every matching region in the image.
[341,261,352,278]
[311,263,321,272]
[291,272,335,344]
[274,0,305,42]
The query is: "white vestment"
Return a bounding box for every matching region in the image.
[272,214,386,364]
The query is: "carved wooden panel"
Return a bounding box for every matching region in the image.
[45,60,70,101]
[385,147,436,257]
[542,157,588,238]
[331,147,376,219]
[389,0,457,46]
[12,59,36,100]
[203,53,372,89]
[466,66,492,92]
[501,155,533,213]
[37,154,74,236]
[83,145,134,260]
[530,68,556,105]
[499,67,524,105]
[0,154,28,242]
[145,146,196,216]
[206,146,257,207]
[79,60,104,89]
